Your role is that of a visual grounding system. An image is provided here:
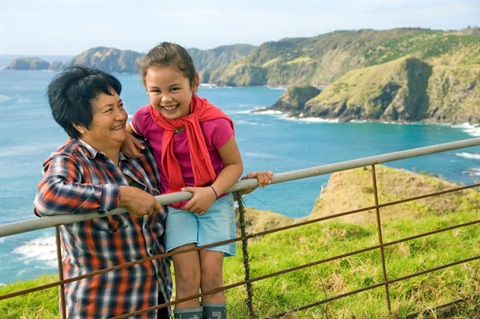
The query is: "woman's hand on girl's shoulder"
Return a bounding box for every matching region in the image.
[121,133,145,159]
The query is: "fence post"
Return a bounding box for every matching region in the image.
[235,192,256,318]
[370,165,392,312]
[55,226,67,319]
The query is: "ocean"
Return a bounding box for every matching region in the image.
[0,59,479,285]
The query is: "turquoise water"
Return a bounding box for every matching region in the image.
[0,69,478,285]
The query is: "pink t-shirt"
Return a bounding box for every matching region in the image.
[131,105,234,193]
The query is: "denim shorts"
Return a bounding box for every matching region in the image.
[165,193,236,256]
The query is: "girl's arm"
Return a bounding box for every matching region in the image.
[210,135,244,196]
[121,123,145,159]
[182,136,243,215]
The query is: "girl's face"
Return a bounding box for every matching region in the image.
[144,66,199,120]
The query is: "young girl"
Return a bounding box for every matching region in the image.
[125,42,271,319]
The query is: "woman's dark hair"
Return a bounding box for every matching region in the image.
[137,42,197,87]
[47,65,122,138]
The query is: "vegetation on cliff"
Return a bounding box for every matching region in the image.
[262,85,321,115]
[249,28,479,125]
[268,53,479,124]
[209,28,479,87]
[308,165,479,223]
[188,44,256,82]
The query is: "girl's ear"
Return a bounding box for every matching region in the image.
[191,74,200,93]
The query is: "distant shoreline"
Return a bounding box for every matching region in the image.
[0,55,74,70]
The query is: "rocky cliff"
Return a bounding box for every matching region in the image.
[6,57,60,71]
[264,55,479,124]
[61,47,143,73]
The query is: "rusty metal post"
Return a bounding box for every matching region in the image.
[235,192,256,318]
[55,226,67,319]
[370,164,392,312]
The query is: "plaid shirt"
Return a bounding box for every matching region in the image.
[34,139,172,318]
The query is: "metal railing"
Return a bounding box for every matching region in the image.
[1,137,479,318]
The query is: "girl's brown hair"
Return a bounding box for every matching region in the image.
[137,42,197,86]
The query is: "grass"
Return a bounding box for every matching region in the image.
[0,275,58,318]
[223,210,479,318]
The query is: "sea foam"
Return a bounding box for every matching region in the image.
[13,236,57,268]
[455,152,480,160]
[451,123,480,137]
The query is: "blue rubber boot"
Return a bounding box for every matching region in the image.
[203,304,226,319]
[173,307,203,319]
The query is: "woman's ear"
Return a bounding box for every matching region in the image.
[72,122,86,136]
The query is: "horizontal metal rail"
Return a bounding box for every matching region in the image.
[0,137,478,238]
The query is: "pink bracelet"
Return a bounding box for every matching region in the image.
[209,185,219,199]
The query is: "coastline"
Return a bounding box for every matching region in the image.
[253,108,480,136]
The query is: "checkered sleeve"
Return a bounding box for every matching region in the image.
[34,149,120,216]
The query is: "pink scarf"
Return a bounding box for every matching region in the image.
[148,95,234,206]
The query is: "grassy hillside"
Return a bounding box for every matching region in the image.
[304,57,432,122]
[364,29,480,67]
[302,54,479,123]
[1,166,479,318]
[209,28,479,87]
[211,28,422,86]
[309,165,479,224]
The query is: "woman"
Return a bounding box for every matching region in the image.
[34,65,172,318]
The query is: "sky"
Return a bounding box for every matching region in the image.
[1,0,479,56]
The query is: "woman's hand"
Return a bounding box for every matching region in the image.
[121,133,145,159]
[119,186,163,217]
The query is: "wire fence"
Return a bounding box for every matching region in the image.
[1,137,479,318]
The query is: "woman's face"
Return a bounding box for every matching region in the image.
[144,66,199,120]
[75,88,128,156]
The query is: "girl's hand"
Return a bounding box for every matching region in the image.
[121,133,145,159]
[241,170,273,195]
[181,186,217,215]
